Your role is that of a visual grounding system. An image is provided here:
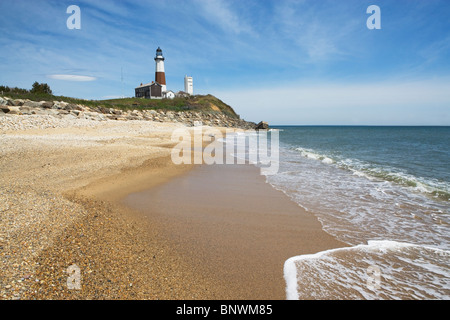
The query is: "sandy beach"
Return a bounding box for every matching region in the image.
[0,115,345,300]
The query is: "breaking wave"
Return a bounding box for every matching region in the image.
[293,147,450,201]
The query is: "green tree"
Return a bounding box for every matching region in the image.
[31,82,52,95]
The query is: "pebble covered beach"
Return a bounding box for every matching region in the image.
[0,110,225,299]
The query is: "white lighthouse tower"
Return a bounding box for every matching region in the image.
[154,47,167,93]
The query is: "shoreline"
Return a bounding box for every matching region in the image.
[0,118,346,299]
[121,163,346,299]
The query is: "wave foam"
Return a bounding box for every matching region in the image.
[284,240,450,300]
[294,147,334,164]
[292,147,450,201]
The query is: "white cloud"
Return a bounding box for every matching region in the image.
[272,1,361,62]
[194,0,253,35]
[47,74,97,82]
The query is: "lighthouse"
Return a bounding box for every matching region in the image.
[135,47,187,99]
[154,47,167,93]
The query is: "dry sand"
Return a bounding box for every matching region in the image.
[0,118,201,299]
[0,115,345,300]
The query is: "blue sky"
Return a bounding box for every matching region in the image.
[1,0,449,125]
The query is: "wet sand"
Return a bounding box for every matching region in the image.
[123,163,346,299]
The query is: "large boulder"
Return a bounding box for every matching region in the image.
[19,106,34,115]
[40,101,54,109]
[255,121,269,130]
[0,97,13,106]
[2,98,15,106]
[96,106,109,114]
[12,99,25,106]
[23,101,41,108]
[63,103,81,111]
[0,106,10,113]
[53,101,68,109]
[6,106,22,115]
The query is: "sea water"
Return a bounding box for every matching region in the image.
[231,126,450,299]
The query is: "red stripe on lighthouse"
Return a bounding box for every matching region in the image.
[155,72,166,85]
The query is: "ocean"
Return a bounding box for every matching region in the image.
[240,126,450,299]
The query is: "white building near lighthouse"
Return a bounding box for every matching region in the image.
[184,75,193,96]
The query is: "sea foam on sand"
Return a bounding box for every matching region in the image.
[284,240,450,300]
